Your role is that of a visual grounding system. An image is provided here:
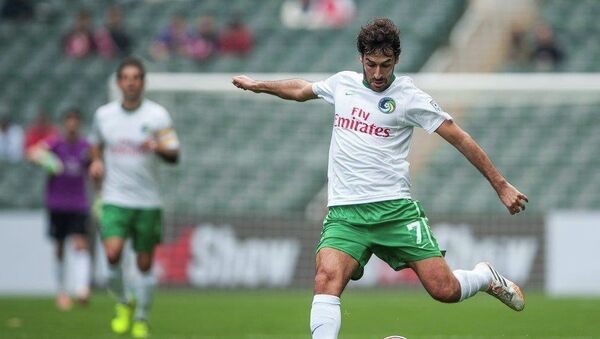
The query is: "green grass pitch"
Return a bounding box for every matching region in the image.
[1,290,598,338]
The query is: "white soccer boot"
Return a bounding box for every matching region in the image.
[475,262,525,311]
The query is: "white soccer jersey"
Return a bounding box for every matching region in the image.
[313,71,452,206]
[90,99,174,208]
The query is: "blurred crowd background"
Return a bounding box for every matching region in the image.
[0,0,599,294]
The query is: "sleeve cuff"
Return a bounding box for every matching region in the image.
[426,116,452,134]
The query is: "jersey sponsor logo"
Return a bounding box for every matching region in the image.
[378,97,396,114]
[429,99,442,112]
[333,107,391,138]
[108,139,151,155]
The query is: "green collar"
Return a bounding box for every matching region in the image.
[121,100,143,113]
[362,74,396,91]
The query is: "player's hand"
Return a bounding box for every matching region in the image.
[89,159,104,179]
[232,75,260,92]
[497,181,528,215]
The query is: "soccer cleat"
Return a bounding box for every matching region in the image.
[111,303,132,334]
[131,319,150,339]
[476,262,525,311]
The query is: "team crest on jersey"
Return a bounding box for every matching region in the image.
[378,97,396,114]
[429,99,442,112]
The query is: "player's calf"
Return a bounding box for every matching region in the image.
[425,281,461,303]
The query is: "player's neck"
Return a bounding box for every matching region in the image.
[362,74,396,92]
[121,98,143,112]
[66,133,78,143]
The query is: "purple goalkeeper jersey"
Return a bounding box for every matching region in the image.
[46,136,90,212]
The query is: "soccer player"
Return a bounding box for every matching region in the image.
[232,18,529,339]
[89,57,180,339]
[30,108,92,310]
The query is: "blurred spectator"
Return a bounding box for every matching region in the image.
[0,0,33,21]
[0,115,24,163]
[95,6,132,58]
[281,0,355,29]
[24,110,59,155]
[150,14,189,60]
[219,12,254,56]
[185,15,218,61]
[508,26,528,63]
[63,9,96,58]
[530,24,564,71]
[317,0,356,27]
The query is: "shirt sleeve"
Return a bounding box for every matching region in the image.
[155,108,180,150]
[404,88,452,134]
[312,72,342,105]
[155,107,174,130]
[88,110,103,145]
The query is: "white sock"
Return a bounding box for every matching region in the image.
[310,294,341,339]
[134,271,155,321]
[108,264,128,304]
[453,267,493,301]
[55,258,66,293]
[73,249,91,296]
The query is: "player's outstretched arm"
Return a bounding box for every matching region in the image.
[89,144,104,180]
[89,144,104,192]
[435,120,529,215]
[232,75,318,102]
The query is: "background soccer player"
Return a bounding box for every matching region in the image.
[89,57,180,339]
[233,18,529,339]
[29,108,92,310]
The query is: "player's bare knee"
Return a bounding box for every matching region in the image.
[136,254,153,272]
[107,254,120,265]
[137,261,152,273]
[314,267,343,293]
[72,236,89,251]
[315,267,335,284]
[106,250,122,265]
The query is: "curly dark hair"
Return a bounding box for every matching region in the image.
[356,18,401,60]
[117,57,146,79]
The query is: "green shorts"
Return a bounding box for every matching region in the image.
[100,204,163,253]
[316,199,442,280]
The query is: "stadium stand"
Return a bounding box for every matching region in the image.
[505,0,600,72]
[413,102,600,214]
[0,0,467,216]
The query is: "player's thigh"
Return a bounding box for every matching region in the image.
[131,208,162,253]
[315,248,360,296]
[100,204,134,240]
[316,212,372,281]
